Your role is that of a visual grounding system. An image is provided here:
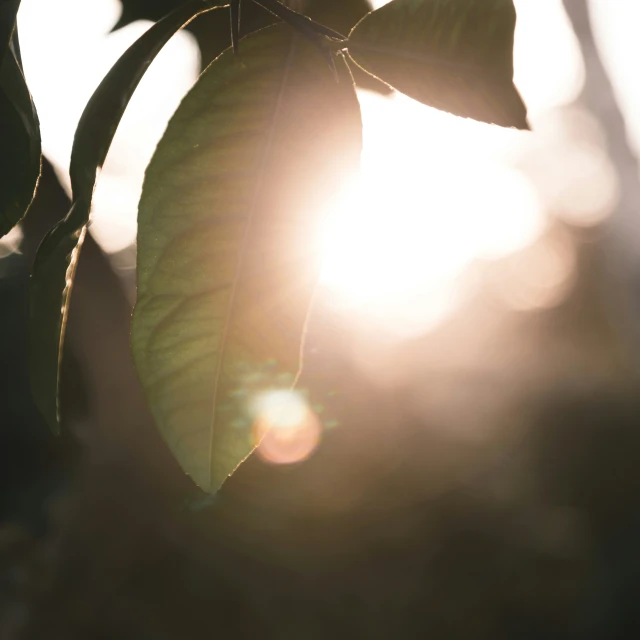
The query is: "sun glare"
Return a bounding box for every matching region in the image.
[318,90,545,337]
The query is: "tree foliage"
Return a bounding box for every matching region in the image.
[9,0,527,493]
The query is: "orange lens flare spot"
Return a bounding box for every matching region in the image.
[252,391,322,465]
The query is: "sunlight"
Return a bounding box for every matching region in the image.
[318,91,545,337]
[316,0,586,338]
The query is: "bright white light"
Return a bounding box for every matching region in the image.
[319,90,545,338]
[513,0,585,113]
[252,390,308,430]
[590,0,640,160]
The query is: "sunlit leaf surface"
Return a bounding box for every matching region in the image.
[131,24,362,494]
[348,0,529,129]
[30,1,221,432]
[0,0,41,238]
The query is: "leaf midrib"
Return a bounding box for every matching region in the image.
[348,41,511,78]
[206,34,299,491]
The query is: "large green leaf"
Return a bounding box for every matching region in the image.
[348,0,528,129]
[30,1,222,433]
[0,42,41,239]
[131,24,362,493]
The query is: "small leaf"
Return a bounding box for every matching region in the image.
[0,44,41,238]
[131,24,362,493]
[30,1,223,433]
[348,0,528,129]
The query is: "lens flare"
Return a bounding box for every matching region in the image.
[253,390,321,465]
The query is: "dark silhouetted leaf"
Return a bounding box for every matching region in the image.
[30,1,222,433]
[0,44,41,238]
[131,24,362,493]
[348,0,529,129]
[307,0,371,37]
[0,0,20,65]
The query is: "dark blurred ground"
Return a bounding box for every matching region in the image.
[2,1,640,638]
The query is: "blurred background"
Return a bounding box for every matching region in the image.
[2,0,640,637]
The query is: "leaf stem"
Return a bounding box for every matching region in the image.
[251,0,346,41]
[230,0,240,54]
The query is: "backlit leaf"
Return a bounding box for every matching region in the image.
[348,0,528,129]
[131,24,362,493]
[30,1,222,433]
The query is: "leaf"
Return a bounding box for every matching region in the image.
[0,44,41,238]
[30,1,223,433]
[348,0,529,129]
[0,0,20,65]
[131,24,362,493]
[307,0,372,38]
